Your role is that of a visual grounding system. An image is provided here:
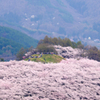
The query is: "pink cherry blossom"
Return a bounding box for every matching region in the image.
[0,59,100,99]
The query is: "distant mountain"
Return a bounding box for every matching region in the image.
[0,26,38,48]
[0,0,100,47]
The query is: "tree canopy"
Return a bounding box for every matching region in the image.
[38,36,84,48]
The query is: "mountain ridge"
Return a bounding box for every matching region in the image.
[0,0,100,46]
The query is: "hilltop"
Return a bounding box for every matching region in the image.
[20,36,83,63]
[20,36,100,63]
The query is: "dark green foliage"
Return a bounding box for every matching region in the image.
[38,36,83,48]
[16,48,27,60]
[36,43,57,54]
[0,26,38,59]
[16,46,34,60]
[87,46,100,61]
[63,38,72,47]
[0,37,24,55]
[81,46,100,62]
[77,41,84,49]
[43,36,50,44]
[71,42,77,48]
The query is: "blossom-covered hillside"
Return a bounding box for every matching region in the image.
[0,59,100,100]
[54,45,84,58]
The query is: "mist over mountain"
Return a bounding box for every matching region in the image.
[0,0,100,47]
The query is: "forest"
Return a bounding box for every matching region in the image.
[0,37,24,55]
[0,26,38,48]
[0,26,38,59]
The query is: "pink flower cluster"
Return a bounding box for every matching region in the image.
[0,58,100,100]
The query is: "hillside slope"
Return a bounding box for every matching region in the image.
[0,37,24,55]
[0,26,38,48]
[0,26,38,60]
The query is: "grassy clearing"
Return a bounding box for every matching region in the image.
[25,54,65,63]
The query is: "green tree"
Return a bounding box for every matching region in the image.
[87,46,100,61]
[43,35,49,43]
[37,36,84,48]
[77,41,84,49]
[16,48,26,60]
[71,42,77,48]
[52,37,58,45]
[37,44,57,53]
[66,39,72,47]
[38,39,43,45]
